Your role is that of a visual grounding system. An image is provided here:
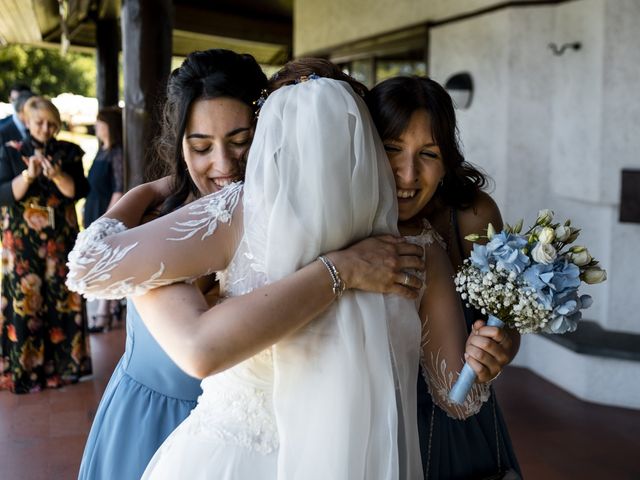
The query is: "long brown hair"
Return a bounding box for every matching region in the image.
[152,49,268,216]
[366,76,489,209]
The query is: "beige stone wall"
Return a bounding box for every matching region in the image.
[294,0,534,56]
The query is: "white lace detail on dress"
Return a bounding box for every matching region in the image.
[168,181,242,241]
[185,350,278,455]
[65,218,191,300]
[190,219,276,455]
[66,184,242,301]
[407,220,491,420]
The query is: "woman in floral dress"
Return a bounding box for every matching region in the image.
[0,96,92,394]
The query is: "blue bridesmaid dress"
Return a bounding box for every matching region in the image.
[78,301,202,480]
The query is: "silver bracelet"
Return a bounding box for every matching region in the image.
[318,255,346,299]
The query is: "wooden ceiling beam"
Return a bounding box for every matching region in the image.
[174,5,291,48]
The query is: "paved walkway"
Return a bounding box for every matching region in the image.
[1,324,639,479]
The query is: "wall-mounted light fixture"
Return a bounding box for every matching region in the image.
[548,42,581,56]
[445,72,473,110]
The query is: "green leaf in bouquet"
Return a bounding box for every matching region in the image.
[513,218,524,233]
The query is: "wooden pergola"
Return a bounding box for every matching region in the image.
[0,0,292,187]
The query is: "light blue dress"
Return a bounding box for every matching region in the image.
[78,301,202,480]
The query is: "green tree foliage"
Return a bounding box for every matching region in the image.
[0,45,95,100]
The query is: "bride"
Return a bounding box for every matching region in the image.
[68,74,476,478]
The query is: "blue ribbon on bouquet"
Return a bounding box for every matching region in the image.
[449,314,504,405]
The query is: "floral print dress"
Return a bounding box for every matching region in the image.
[0,138,92,393]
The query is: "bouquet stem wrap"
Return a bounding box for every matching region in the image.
[449,314,504,405]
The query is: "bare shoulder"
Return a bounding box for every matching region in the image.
[457,192,503,252]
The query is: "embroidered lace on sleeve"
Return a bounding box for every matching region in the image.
[168,182,242,241]
[419,325,491,420]
[66,183,243,300]
[411,220,491,420]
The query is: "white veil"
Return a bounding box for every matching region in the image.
[243,78,423,479]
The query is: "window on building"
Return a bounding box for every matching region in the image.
[332,26,428,88]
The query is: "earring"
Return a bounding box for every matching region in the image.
[439,177,444,187]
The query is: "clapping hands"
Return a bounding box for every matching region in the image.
[41,155,63,180]
[23,152,61,181]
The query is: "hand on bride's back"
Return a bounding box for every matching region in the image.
[329,235,424,299]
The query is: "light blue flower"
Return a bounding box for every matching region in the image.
[523,260,583,310]
[469,244,490,272]
[485,232,530,274]
[543,291,593,333]
[549,260,581,295]
[522,263,555,309]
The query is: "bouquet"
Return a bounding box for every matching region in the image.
[449,209,607,404]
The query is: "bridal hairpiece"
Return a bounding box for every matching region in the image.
[253,73,321,117]
[294,73,320,83]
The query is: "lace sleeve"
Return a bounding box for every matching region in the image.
[66,182,243,300]
[417,230,491,420]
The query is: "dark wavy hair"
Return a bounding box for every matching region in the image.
[152,49,268,215]
[268,58,368,98]
[366,76,489,210]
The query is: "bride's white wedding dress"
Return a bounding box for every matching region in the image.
[141,232,279,478]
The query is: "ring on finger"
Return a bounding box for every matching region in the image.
[402,273,410,286]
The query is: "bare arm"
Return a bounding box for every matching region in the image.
[104,177,172,228]
[106,191,123,211]
[419,239,490,419]
[458,192,521,376]
[133,235,426,379]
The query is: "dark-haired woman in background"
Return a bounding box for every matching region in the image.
[84,107,124,332]
[77,50,269,480]
[367,76,522,479]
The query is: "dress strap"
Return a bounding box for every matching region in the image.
[450,207,466,258]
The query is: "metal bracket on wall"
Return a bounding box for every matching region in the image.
[548,42,581,56]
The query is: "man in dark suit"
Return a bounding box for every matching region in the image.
[0,90,34,144]
[0,83,31,127]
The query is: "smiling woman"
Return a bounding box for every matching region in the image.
[0,96,92,394]
[75,49,270,480]
[367,76,522,479]
[182,97,254,195]
[382,110,446,222]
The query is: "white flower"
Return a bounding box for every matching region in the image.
[568,246,592,266]
[582,267,607,284]
[536,209,554,225]
[538,227,555,244]
[554,225,571,242]
[531,242,557,264]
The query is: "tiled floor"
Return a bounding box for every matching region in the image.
[1,324,639,480]
[0,325,123,480]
